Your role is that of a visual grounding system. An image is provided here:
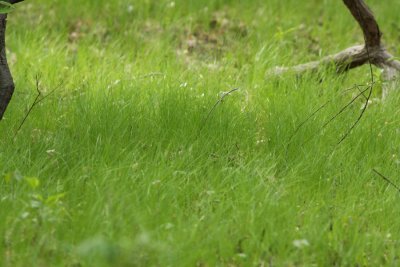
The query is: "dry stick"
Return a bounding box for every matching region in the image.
[302,59,374,145]
[372,169,400,193]
[268,0,400,95]
[13,75,42,138]
[35,80,64,105]
[298,86,370,147]
[322,86,370,129]
[288,84,362,143]
[286,83,371,151]
[197,88,239,136]
[289,101,331,140]
[356,84,369,100]
[285,0,382,148]
[337,84,372,144]
[292,1,377,147]
[13,77,63,139]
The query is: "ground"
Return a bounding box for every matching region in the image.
[1,0,400,266]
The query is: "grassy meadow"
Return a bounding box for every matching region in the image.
[1,0,400,266]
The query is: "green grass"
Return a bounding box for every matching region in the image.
[1,0,400,266]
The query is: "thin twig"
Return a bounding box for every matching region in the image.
[322,86,370,129]
[372,168,400,193]
[35,80,64,105]
[287,83,368,146]
[14,75,42,138]
[298,86,370,147]
[13,76,63,139]
[197,88,239,136]
[337,84,372,144]
[297,6,376,147]
[356,84,369,100]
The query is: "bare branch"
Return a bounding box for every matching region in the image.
[373,169,400,194]
[268,0,400,98]
[13,77,63,139]
[268,45,378,75]
[343,0,381,48]
[197,88,239,136]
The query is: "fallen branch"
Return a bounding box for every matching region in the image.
[269,0,400,97]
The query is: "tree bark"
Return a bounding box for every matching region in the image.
[268,0,400,96]
[0,14,14,120]
[0,0,25,120]
[343,0,381,48]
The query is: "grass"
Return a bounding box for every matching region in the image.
[1,0,400,266]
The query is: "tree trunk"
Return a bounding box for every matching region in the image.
[0,13,14,120]
[0,0,25,120]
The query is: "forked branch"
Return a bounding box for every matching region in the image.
[269,0,400,96]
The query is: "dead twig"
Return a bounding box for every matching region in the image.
[372,169,400,193]
[288,3,377,147]
[13,75,63,139]
[268,0,400,98]
[197,88,239,136]
[287,84,363,143]
[337,84,372,144]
